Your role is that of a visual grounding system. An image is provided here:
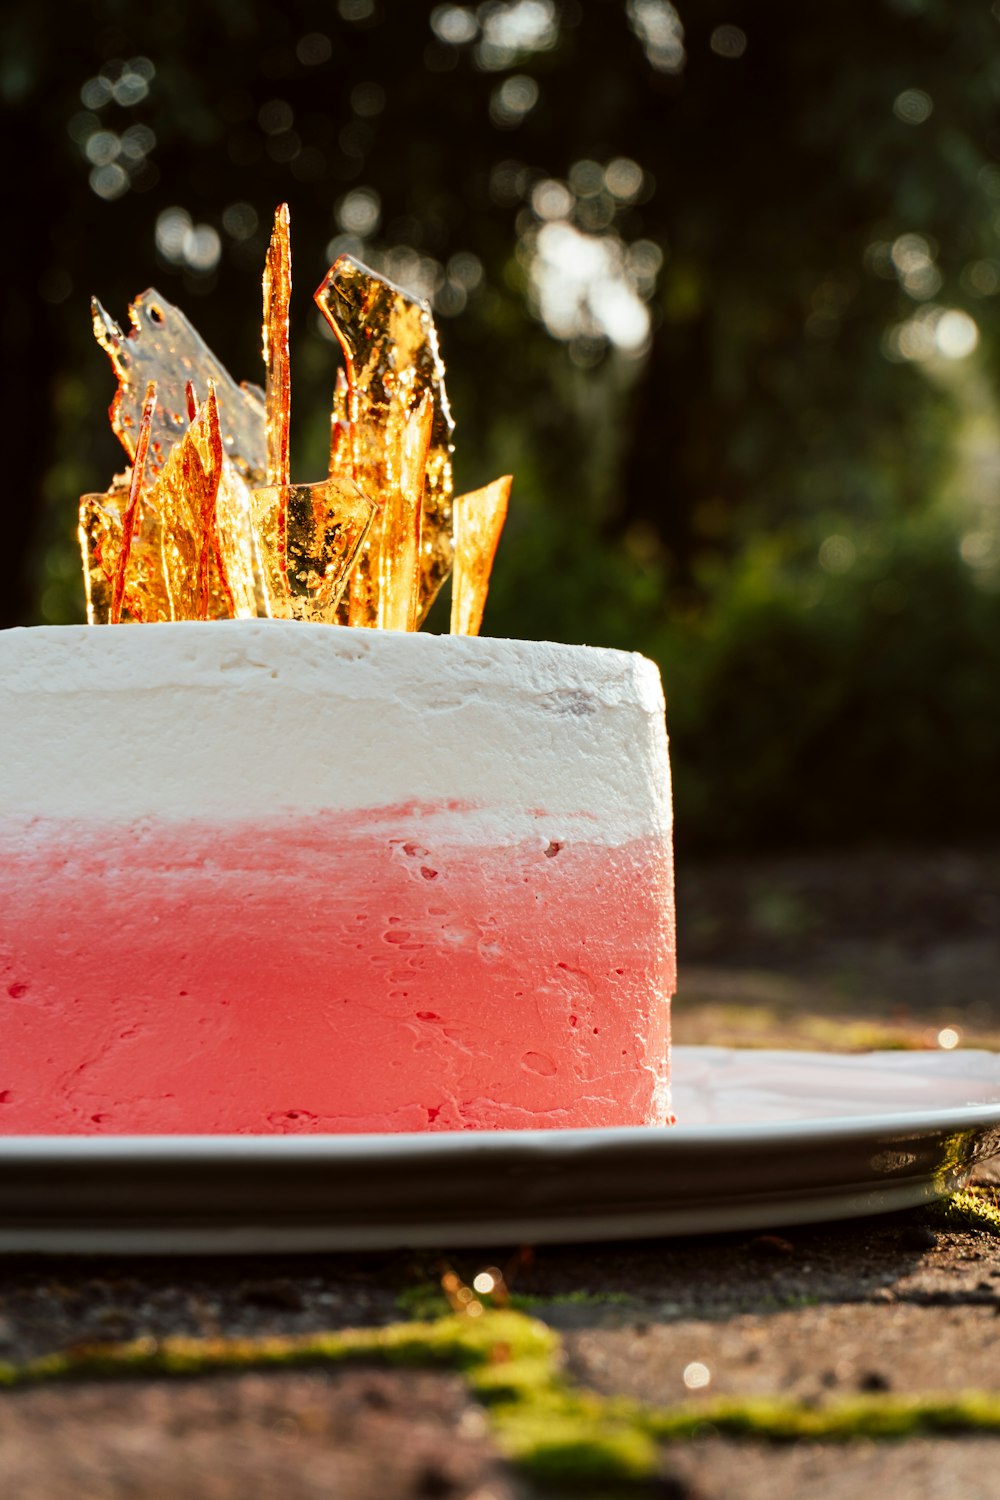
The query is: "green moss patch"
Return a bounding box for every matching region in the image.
[927,1187,1000,1237]
[4,1190,1000,1490]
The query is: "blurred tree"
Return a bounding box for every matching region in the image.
[3,0,1000,846]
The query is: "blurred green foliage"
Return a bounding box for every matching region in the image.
[3,0,1000,847]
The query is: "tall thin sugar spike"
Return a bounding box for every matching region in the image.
[450,475,512,637]
[263,204,292,489]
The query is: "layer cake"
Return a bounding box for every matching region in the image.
[0,620,674,1133]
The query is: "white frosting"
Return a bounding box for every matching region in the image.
[0,622,672,841]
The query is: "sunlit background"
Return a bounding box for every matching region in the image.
[4,0,1000,849]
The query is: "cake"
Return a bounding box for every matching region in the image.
[0,206,675,1134]
[0,621,674,1132]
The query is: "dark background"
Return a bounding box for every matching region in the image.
[4,0,1000,850]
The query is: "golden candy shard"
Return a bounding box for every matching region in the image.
[263,203,292,489]
[92,290,267,484]
[345,390,433,631]
[83,210,509,633]
[380,391,434,632]
[252,476,376,623]
[450,475,512,637]
[330,367,350,474]
[315,255,455,625]
[214,461,266,620]
[111,379,158,623]
[80,387,248,623]
[80,483,128,626]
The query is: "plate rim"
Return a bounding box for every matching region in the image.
[2,1047,998,1251]
[2,1045,999,1161]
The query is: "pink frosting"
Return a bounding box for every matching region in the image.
[1,806,674,1134]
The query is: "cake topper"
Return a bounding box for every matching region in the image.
[80,205,510,634]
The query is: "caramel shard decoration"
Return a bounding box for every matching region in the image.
[263,204,292,488]
[315,255,455,626]
[80,387,255,622]
[346,390,433,632]
[380,391,434,632]
[252,476,376,622]
[92,291,267,483]
[111,380,157,624]
[450,475,512,637]
[80,482,129,625]
[329,366,350,474]
[152,386,253,620]
[214,461,266,619]
[82,211,510,631]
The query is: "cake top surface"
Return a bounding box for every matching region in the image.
[0,619,663,711]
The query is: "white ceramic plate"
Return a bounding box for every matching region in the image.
[1,1047,998,1254]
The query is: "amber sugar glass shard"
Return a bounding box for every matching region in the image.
[80,477,170,625]
[346,394,432,631]
[111,380,157,624]
[263,204,292,488]
[79,486,127,624]
[97,386,233,622]
[92,291,267,484]
[450,476,512,637]
[376,392,434,632]
[329,366,350,476]
[215,459,266,618]
[314,255,455,626]
[252,475,376,623]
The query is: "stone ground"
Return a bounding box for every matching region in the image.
[2,847,1000,1499]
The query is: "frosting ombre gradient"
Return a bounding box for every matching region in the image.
[0,622,675,1133]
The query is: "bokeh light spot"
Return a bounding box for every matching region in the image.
[568,158,605,196]
[120,124,156,161]
[222,202,258,241]
[89,163,129,200]
[154,208,221,273]
[528,219,654,353]
[296,33,332,66]
[156,206,192,262]
[935,309,978,359]
[477,0,558,69]
[605,157,644,200]
[430,5,478,45]
[531,178,573,220]
[259,99,294,135]
[80,76,112,110]
[336,186,381,237]
[963,259,1000,296]
[85,130,120,167]
[183,224,222,273]
[710,25,747,58]
[490,74,539,127]
[447,251,484,289]
[819,535,857,575]
[683,1362,711,1390]
[627,0,686,74]
[894,88,933,125]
